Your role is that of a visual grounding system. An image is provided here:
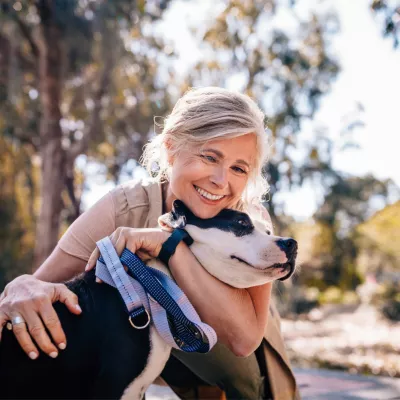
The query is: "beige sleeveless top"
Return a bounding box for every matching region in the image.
[59,179,163,261]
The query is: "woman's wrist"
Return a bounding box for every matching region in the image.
[158,229,192,266]
[168,240,187,270]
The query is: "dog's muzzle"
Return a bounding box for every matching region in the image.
[276,238,297,281]
[278,261,296,281]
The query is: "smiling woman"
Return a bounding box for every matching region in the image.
[164,135,257,219]
[141,86,270,212]
[0,87,300,400]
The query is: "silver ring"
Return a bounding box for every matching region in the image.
[11,315,26,326]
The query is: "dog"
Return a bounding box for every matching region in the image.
[0,200,297,399]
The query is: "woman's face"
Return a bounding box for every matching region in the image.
[167,134,257,219]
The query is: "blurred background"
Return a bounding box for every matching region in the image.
[1,0,399,386]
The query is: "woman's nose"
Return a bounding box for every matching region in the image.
[210,167,228,188]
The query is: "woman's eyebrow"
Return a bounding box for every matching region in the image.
[202,148,250,168]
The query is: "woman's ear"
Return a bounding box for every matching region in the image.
[164,137,175,165]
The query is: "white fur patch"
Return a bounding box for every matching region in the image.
[185,225,289,288]
[121,326,171,400]
[120,210,292,396]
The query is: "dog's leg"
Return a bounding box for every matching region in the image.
[121,326,171,400]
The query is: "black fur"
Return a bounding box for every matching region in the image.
[0,270,151,399]
[172,200,255,237]
[0,201,296,398]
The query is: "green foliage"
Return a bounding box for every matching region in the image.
[318,286,343,304]
[0,0,176,267]
[0,137,37,289]
[0,0,399,304]
[357,201,400,260]
[190,1,341,220]
[370,281,400,321]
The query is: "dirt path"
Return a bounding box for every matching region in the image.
[281,304,400,378]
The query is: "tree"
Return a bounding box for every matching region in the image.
[313,173,398,289]
[0,136,38,288]
[188,0,341,223]
[0,0,174,268]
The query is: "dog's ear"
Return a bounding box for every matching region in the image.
[158,200,191,231]
[172,199,192,218]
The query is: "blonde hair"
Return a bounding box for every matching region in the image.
[140,87,270,210]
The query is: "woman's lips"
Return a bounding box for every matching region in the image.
[193,185,225,205]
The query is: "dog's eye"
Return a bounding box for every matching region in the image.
[238,219,249,227]
[266,230,271,235]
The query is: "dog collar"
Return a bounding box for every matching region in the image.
[158,228,193,266]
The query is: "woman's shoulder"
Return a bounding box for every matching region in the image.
[110,178,162,222]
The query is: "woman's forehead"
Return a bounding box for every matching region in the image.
[199,134,257,163]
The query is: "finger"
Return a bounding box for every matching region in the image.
[10,314,40,360]
[0,311,8,342]
[39,302,67,350]
[136,250,152,262]
[112,229,130,256]
[24,304,58,358]
[86,248,104,283]
[55,284,82,315]
[86,247,100,271]
[22,308,59,358]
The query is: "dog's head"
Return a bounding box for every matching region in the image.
[158,200,297,289]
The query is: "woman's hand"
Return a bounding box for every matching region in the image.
[0,227,169,359]
[86,227,171,271]
[0,275,82,359]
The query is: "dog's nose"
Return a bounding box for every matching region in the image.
[276,238,298,258]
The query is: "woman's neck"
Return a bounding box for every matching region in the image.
[162,181,176,214]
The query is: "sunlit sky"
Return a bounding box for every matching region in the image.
[83,0,400,220]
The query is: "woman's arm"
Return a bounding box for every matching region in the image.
[169,242,271,357]
[0,192,118,357]
[34,247,87,282]
[84,227,271,357]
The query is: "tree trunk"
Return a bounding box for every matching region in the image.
[33,3,65,269]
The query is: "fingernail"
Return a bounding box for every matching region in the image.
[95,277,101,283]
[29,352,38,360]
[75,304,82,313]
[85,264,90,271]
[58,342,66,350]
[49,351,58,358]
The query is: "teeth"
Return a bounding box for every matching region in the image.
[195,186,224,201]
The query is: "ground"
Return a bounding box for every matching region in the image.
[146,304,400,399]
[281,303,400,378]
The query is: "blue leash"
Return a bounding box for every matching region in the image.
[96,237,217,353]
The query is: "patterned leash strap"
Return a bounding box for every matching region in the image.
[95,236,217,353]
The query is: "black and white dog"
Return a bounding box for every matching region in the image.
[0,200,297,399]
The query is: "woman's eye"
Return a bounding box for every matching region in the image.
[232,166,247,174]
[201,155,217,163]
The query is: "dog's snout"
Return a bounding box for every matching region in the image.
[276,238,298,257]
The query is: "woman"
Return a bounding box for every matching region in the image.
[0,87,299,400]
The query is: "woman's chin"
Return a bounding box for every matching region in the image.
[189,203,222,219]
[195,211,219,219]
